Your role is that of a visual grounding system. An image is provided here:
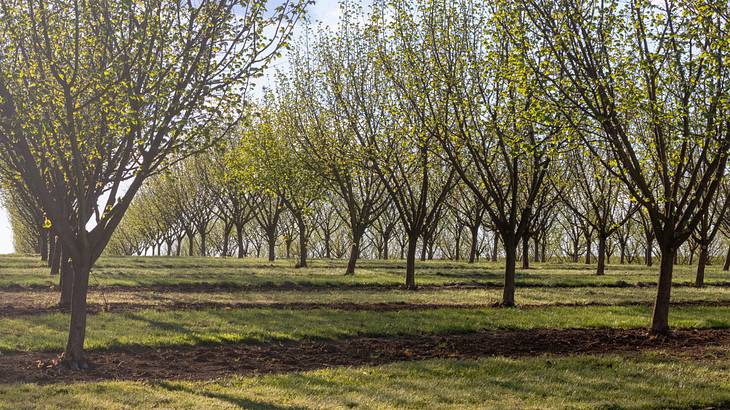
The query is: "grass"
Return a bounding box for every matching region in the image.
[2,254,730,408]
[1,255,729,289]
[6,285,730,310]
[1,351,729,409]
[2,304,730,353]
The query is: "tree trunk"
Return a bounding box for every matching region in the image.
[540,238,547,263]
[491,233,499,262]
[620,241,626,264]
[297,219,307,268]
[345,230,362,275]
[176,236,183,257]
[324,231,332,259]
[48,233,57,267]
[59,247,73,308]
[50,237,61,276]
[521,236,530,269]
[405,233,418,290]
[235,224,245,258]
[584,233,592,264]
[596,234,607,275]
[645,236,654,266]
[187,232,195,256]
[267,228,276,261]
[420,234,428,261]
[696,243,708,288]
[222,223,233,258]
[650,245,675,336]
[63,258,91,370]
[502,235,517,307]
[383,233,390,260]
[40,228,49,262]
[454,228,461,261]
[723,245,730,271]
[469,226,478,263]
[199,230,207,257]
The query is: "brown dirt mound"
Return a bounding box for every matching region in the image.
[1,328,728,384]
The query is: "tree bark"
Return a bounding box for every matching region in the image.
[724,246,730,271]
[63,257,91,369]
[650,245,675,336]
[696,243,708,288]
[297,218,307,268]
[345,230,363,275]
[584,233,592,264]
[469,226,478,263]
[235,224,245,258]
[596,234,607,275]
[59,247,73,308]
[382,233,390,260]
[40,228,49,262]
[645,236,654,266]
[50,236,60,276]
[502,235,517,307]
[187,231,195,256]
[199,230,207,257]
[521,236,530,269]
[491,233,499,262]
[267,228,276,261]
[405,233,418,290]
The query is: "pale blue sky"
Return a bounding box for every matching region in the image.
[0,0,343,254]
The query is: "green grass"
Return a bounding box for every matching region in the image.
[2,254,730,408]
[2,304,730,353]
[2,255,729,289]
[2,352,729,409]
[7,285,730,311]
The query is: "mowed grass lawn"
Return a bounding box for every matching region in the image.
[1,255,729,409]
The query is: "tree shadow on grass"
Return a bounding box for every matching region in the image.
[157,381,305,410]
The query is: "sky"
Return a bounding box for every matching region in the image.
[0,0,343,255]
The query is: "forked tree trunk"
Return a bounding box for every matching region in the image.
[405,233,418,290]
[650,245,675,336]
[502,235,517,307]
[596,234,607,275]
[696,243,708,288]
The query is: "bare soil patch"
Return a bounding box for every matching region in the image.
[1,328,728,384]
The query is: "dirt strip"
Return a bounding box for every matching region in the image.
[3,280,730,294]
[0,328,728,384]
[2,299,730,318]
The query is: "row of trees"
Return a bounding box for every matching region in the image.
[1,0,729,367]
[102,152,730,281]
[114,0,730,336]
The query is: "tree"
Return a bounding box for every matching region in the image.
[0,0,306,368]
[526,0,730,334]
